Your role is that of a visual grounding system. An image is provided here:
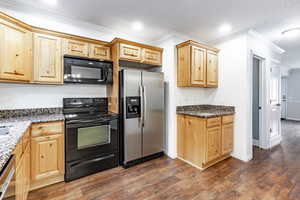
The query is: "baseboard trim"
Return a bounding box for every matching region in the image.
[253,139,260,147]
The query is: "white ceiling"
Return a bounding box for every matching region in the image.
[1,0,300,53]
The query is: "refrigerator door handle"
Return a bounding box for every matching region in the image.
[139,84,144,127]
[143,85,147,127]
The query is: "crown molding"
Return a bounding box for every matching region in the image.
[248,29,286,54]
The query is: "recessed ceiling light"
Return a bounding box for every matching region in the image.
[42,0,57,6]
[132,21,143,31]
[219,24,232,34]
[282,27,300,38]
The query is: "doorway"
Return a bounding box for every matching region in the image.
[252,57,263,147]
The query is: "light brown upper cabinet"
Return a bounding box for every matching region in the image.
[191,46,206,86]
[111,38,163,66]
[0,20,32,82]
[63,39,89,57]
[206,50,219,87]
[119,43,142,62]
[63,39,111,60]
[89,44,110,60]
[177,40,219,88]
[142,48,162,66]
[33,33,63,84]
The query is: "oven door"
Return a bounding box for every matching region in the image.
[65,119,118,162]
[64,57,113,84]
[0,156,15,200]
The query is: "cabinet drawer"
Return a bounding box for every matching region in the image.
[207,117,221,128]
[22,128,30,152]
[222,115,234,124]
[31,121,64,137]
[119,43,142,61]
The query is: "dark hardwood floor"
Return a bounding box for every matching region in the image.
[28,120,300,200]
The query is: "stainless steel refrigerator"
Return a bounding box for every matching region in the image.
[119,69,164,167]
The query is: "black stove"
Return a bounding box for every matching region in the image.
[63,98,119,182]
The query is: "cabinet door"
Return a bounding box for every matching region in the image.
[31,134,64,182]
[15,151,26,200]
[119,43,142,61]
[24,145,30,200]
[191,46,206,86]
[206,51,218,87]
[64,39,89,57]
[0,22,31,81]
[177,45,191,86]
[222,123,233,155]
[142,48,161,65]
[205,126,221,163]
[177,115,186,158]
[89,44,110,60]
[33,33,62,83]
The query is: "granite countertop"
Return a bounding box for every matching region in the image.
[0,108,64,172]
[177,105,235,118]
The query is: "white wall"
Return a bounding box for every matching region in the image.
[157,34,250,161]
[159,31,283,162]
[0,84,106,109]
[0,6,140,110]
[247,30,284,152]
[177,35,249,161]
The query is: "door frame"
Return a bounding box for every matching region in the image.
[249,50,268,152]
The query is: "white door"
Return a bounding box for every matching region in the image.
[269,65,282,148]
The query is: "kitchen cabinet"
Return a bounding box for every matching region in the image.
[205,126,221,163]
[191,46,206,86]
[206,50,218,87]
[30,121,64,190]
[119,43,142,62]
[63,39,89,57]
[33,33,63,84]
[176,40,219,88]
[111,38,163,66]
[14,128,30,200]
[0,20,32,82]
[177,114,234,170]
[222,116,234,155]
[89,44,111,60]
[142,48,161,65]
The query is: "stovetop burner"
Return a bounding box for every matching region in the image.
[63,98,118,123]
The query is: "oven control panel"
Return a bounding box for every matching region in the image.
[126,96,141,119]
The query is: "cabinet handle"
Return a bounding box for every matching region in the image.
[41,155,44,159]
[16,54,19,57]
[49,144,53,147]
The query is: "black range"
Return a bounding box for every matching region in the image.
[63,98,119,182]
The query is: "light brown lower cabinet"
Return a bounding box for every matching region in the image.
[177,114,234,170]
[30,121,65,191]
[11,121,64,200]
[13,128,30,200]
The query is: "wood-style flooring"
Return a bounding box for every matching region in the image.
[28,120,300,200]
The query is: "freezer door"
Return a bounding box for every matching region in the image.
[142,71,164,157]
[123,70,143,163]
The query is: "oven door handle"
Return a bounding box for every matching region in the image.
[0,155,15,200]
[66,120,111,128]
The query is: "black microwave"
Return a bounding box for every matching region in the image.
[64,55,113,84]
